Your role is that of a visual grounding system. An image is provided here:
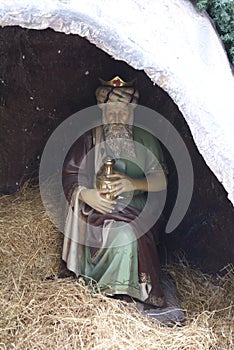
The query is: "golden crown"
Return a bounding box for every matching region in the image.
[99,76,136,87]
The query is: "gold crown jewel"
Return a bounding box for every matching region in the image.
[99,76,136,87]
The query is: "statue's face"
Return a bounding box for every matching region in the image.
[103,104,131,126]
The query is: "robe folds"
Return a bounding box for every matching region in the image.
[62,126,168,307]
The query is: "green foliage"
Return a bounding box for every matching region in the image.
[196,0,234,66]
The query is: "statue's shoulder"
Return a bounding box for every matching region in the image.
[133,126,157,143]
[69,129,93,153]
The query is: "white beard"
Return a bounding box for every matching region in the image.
[103,124,136,159]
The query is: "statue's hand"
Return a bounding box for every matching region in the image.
[80,188,116,214]
[108,173,135,197]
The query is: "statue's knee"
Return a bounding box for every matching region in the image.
[114,226,136,246]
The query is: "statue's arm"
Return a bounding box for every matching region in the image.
[62,131,93,203]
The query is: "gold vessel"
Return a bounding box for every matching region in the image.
[96,156,120,200]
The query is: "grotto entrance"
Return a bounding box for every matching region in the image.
[0,26,233,273]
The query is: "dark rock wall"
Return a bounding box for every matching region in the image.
[0,26,233,272]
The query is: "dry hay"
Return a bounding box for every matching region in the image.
[0,183,233,350]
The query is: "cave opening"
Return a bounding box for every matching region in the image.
[0,25,233,272]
